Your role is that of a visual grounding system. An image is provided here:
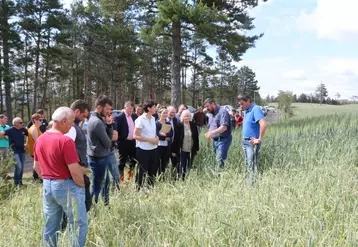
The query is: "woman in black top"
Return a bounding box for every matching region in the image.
[156,107,173,176]
[173,110,199,180]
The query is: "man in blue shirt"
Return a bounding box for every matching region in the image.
[0,117,28,185]
[237,94,268,184]
[204,98,232,171]
[0,115,10,159]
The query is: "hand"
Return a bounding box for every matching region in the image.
[153,136,159,145]
[205,131,214,139]
[159,132,166,137]
[105,115,112,125]
[171,153,176,157]
[250,138,261,145]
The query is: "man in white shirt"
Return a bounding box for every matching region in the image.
[133,101,159,189]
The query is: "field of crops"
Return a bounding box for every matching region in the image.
[0,104,357,246]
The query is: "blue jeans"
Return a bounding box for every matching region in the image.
[14,153,25,185]
[242,140,262,184]
[213,135,232,169]
[43,179,88,247]
[107,151,120,186]
[88,156,110,205]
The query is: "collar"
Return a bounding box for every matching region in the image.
[93,112,105,123]
[125,112,131,118]
[246,103,256,113]
[214,105,221,116]
[74,118,81,125]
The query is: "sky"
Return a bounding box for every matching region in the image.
[62,0,358,99]
[240,0,358,99]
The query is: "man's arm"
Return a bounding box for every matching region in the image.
[33,161,42,179]
[93,121,113,149]
[68,163,85,187]
[258,119,268,142]
[112,130,118,141]
[0,131,5,138]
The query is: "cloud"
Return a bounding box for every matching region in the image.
[240,56,358,99]
[281,69,306,80]
[297,0,358,42]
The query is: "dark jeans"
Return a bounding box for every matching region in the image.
[170,143,179,177]
[157,145,170,175]
[14,153,25,185]
[179,151,193,180]
[88,156,110,205]
[136,148,157,188]
[118,139,137,174]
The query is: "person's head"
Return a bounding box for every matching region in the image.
[0,114,7,125]
[143,101,157,116]
[203,98,217,114]
[232,109,237,115]
[52,107,75,134]
[135,105,143,116]
[158,107,168,121]
[47,121,53,130]
[12,117,24,129]
[167,106,176,119]
[156,104,162,111]
[31,113,43,128]
[197,107,203,113]
[178,104,187,115]
[70,100,90,122]
[124,101,134,115]
[36,109,46,119]
[94,95,113,117]
[181,110,191,123]
[237,94,253,111]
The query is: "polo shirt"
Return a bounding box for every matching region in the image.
[207,106,232,139]
[242,103,264,139]
[4,127,28,153]
[0,125,10,148]
[135,114,157,150]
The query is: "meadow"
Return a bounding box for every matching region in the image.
[0,104,358,246]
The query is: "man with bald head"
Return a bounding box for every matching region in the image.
[33,107,88,247]
[0,117,28,185]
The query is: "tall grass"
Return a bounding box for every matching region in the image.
[0,112,358,246]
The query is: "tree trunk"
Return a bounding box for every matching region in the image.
[1,0,13,122]
[171,20,181,108]
[32,16,42,114]
[41,31,51,109]
[0,38,3,113]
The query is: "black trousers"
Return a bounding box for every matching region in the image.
[118,139,137,173]
[136,148,158,188]
[157,145,170,175]
[170,143,179,175]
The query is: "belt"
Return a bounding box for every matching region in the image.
[243,138,251,141]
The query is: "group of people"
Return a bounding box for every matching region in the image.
[0,93,267,247]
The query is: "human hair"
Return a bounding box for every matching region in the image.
[70,100,90,113]
[12,117,22,125]
[143,101,157,113]
[52,107,74,122]
[204,98,216,105]
[180,110,191,122]
[124,101,134,108]
[167,106,176,112]
[31,113,42,122]
[158,107,167,115]
[136,104,142,108]
[95,95,113,108]
[36,109,45,115]
[237,94,252,102]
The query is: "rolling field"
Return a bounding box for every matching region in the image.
[0,104,357,246]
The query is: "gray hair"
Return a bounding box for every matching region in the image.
[167,106,176,113]
[12,117,22,125]
[180,110,191,122]
[52,107,74,121]
[204,98,216,105]
[124,101,133,108]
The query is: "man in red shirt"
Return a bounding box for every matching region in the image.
[34,107,88,247]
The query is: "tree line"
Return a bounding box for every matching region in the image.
[0,0,265,123]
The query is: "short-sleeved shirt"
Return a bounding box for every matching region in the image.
[34,132,79,179]
[207,106,232,139]
[4,127,28,153]
[135,114,157,150]
[242,103,264,139]
[0,125,10,148]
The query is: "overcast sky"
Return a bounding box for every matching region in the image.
[62,0,358,99]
